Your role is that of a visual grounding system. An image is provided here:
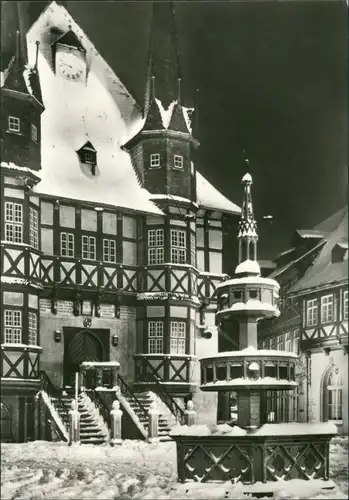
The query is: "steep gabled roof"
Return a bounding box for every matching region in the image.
[1,2,43,106]
[288,206,348,293]
[196,171,240,215]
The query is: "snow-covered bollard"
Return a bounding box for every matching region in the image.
[110,400,123,446]
[184,400,196,427]
[148,400,159,443]
[68,400,80,446]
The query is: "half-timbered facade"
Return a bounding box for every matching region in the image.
[1,1,240,440]
[258,206,348,434]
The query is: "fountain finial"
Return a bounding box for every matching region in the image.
[235,171,259,273]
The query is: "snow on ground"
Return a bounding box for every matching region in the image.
[1,437,347,499]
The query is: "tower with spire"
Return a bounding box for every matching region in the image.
[1,1,44,441]
[123,0,198,201]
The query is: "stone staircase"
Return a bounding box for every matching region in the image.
[119,390,172,441]
[50,393,109,445]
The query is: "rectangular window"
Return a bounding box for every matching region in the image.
[344,290,348,320]
[31,124,38,142]
[4,202,23,243]
[306,298,318,326]
[277,334,284,351]
[285,332,292,352]
[148,229,164,265]
[82,235,96,260]
[85,152,93,164]
[174,155,183,169]
[171,229,186,264]
[60,232,75,257]
[190,233,196,266]
[321,294,333,323]
[8,116,20,133]
[103,239,116,263]
[29,207,39,249]
[148,321,163,354]
[150,153,160,168]
[28,312,37,345]
[4,309,22,344]
[293,329,300,355]
[170,321,186,354]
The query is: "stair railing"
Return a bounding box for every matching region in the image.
[39,371,70,419]
[89,389,111,428]
[140,361,186,425]
[117,374,149,422]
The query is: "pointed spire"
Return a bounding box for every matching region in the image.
[145,0,182,111]
[236,171,259,272]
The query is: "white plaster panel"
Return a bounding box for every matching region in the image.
[123,216,137,239]
[146,306,165,318]
[123,241,137,265]
[59,205,75,228]
[41,202,54,225]
[81,209,97,231]
[170,306,188,318]
[4,188,24,199]
[41,228,53,255]
[102,212,117,235]
[3,292,24,306]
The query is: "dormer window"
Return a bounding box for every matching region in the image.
[77,141,97,175]
[150,153,160,168]
[8,116,20,133]
[174,155,183,169]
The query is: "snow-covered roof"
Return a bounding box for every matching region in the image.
[202,378,298,389]
[235,259,260,275]
[196,171,241,215]
[289,206,348,294]
[200,346,298,360]
[253,422,338,436]
[26,1,163,216]
[216,276,279,289]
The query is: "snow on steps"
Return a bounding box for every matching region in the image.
[50,393,109,445]
[115,390,172,441]
[39,391,69,441]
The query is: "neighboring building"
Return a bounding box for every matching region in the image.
[258,206,348,434]
[0,1,241,441]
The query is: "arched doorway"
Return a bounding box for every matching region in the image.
[322,365,343,422]
[0,403,12,442]
[64,329,104,387]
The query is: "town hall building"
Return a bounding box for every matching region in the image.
[1,1,241,441]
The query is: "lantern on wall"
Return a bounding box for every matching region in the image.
[112,335,119,347]
[54,330,61,342]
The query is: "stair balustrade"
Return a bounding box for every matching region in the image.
[136,362,186,425]
[89,389,111,429]
[117,374,149,422]
[39,371,70,421]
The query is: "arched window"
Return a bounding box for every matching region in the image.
[322,365,343,422]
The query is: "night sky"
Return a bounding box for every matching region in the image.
[4,0,348,262]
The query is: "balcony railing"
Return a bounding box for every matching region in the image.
[80,361,120,390]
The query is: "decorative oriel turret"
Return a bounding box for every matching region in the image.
[1,2,43,439]
[1,2,44,171]
[122,0,198,202]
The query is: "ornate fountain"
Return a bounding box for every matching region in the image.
[170,173,337,492]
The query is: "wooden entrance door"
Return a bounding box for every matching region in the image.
[64,329,104,387]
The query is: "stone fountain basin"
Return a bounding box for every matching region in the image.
[170,422,337,484]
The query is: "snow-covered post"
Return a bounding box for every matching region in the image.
[110,400,123,446]
[184,400,196,427]
[148,400,159,443]
[68,400,80,446]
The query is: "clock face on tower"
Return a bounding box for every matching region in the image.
[56,50,85,82]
